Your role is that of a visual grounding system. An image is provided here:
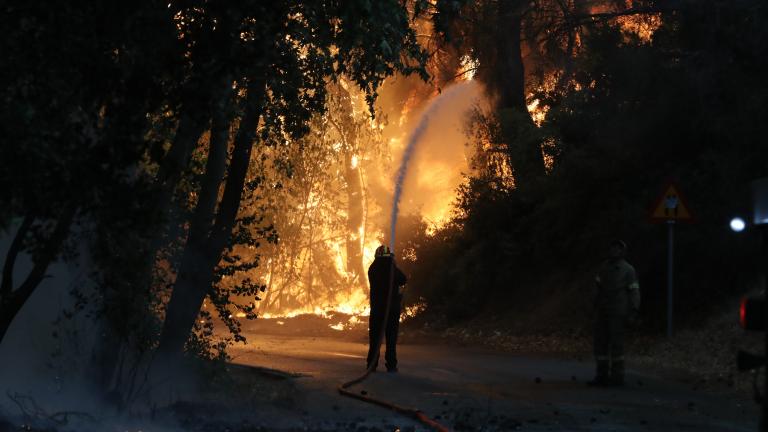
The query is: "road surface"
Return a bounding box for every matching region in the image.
[228,330,758,431]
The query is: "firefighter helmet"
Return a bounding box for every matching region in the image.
[375,245,393,257]
[608,239,627,258]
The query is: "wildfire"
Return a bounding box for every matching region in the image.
[526,98,548,127]
[403,302,426,319]
[209,1,666,337]
[259,236,378,320]
[239,60,483,329]
[458,55,479,81]
[590,1,662,43]
[616,13,662,43]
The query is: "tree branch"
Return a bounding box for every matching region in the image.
[575,7,669,24]
[11,207,76,310]
[1,214,34,300]
[188,80,235,246]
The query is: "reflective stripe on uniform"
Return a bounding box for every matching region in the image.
[628,282,639,290]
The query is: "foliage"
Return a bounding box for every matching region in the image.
[1,0,431,403]
[407,0,768,331]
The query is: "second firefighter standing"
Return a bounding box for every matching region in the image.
[589,239,641,387]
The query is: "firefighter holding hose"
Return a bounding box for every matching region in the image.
[589,239,641,387]
[367,245,407,372]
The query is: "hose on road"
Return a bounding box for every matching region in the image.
[337,260,451,432]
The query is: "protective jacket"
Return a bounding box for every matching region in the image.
[368,256,407,308]
[366,256,406,370]
[595,258,640,316]
[591,257,640,385]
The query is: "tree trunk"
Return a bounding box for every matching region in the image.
[331,84,367,289]
[0,207,75,345]
[495,5,545,188]
[343,152,367,289]
[139,79,224,284]
[154,111,209,214]
[156,80,264,358]
[1,214,34,299]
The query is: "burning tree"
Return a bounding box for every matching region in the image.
[254,80,388,317]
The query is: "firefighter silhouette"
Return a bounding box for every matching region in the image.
[366,245,407,372]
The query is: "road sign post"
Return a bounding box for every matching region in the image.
[666,220,674,338]
[751,178,768,432]
[650,182,693,338]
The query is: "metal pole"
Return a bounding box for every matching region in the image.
[761,226,768,432]
[667,220,675,338]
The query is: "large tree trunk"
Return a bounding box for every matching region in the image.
[155,111,209,213]
[331,84,367,289]
[0,208,75,345]
[1,214,33,299]
[343,152,367,289]
[495,4,545,189]
[138,77,226,286]
[91,80,229,398]
[156,80,264,358]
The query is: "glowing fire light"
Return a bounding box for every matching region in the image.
[616,13,662,43]
[238,72,481,327]
[402,302,426,319]
[526,98,548,127]
[458,55,479,81]
[589,1,662,43]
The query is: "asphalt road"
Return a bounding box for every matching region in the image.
[229,331,758,431]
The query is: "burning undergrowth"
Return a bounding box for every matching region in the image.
[231,301,427,339]
[240,312,369,338]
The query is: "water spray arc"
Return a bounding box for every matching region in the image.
[340,85,469,432]
[389,84,469,252]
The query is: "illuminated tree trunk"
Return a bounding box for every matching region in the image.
[495,5,545,188]
[332,83,367,289]
[343,151,367,289]
[156,81,264,358]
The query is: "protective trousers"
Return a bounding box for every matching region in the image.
[367,294,402,370]
[593,310,626,384]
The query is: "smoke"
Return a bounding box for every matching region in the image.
[0,223,108,429]
[0,224,196,432]
[388,81,484,250]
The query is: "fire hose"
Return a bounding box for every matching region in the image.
[337,260,451,432]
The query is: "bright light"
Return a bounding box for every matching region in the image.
[740,297,747,329]
[730,217,746,232]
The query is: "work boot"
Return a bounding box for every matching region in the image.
[609,360,625,387]
[587,360,610,387]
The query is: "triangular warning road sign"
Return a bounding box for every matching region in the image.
[650,183,693,223]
